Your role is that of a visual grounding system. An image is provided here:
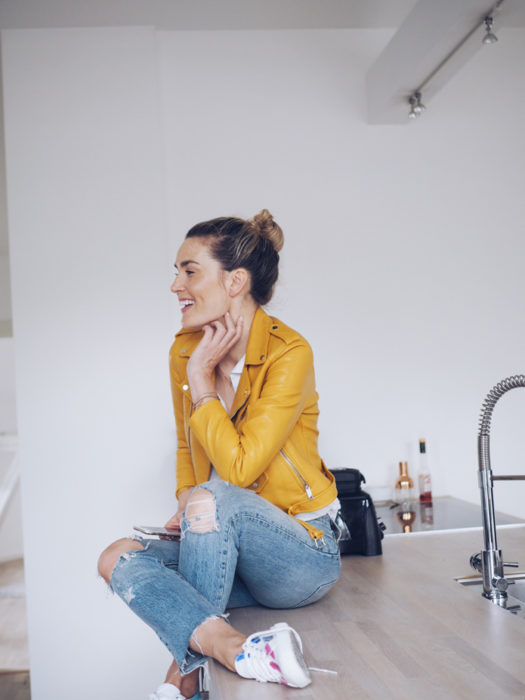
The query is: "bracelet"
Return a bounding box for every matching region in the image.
[192,392,218,411]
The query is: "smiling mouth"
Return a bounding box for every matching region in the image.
[180,300,195,313]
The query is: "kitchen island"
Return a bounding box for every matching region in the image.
[208,523,525,699]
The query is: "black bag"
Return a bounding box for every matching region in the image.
[333,468,385,556]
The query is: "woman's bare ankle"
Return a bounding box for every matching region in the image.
[164,659,199,698]
[190,618,246,671]
[180,668,199,699]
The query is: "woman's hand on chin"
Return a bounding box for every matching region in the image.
[187,312,243,383]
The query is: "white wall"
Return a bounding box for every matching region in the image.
[0,336,16,432]
[0,35,13,337]
[0,256,12,331]
[0,338,21,561]
[2,26,177,699]
[2,24,525,700]
[158,28,525,511]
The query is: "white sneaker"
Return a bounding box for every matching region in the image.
[148,682,186,700]
[234,622,312,688]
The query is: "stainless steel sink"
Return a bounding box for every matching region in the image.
[456,573,525,617]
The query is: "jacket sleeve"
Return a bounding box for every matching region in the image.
[169,350,197,497]
[188,339,315,488]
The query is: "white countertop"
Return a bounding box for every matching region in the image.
[208,520,525,699]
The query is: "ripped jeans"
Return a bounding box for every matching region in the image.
[109,480,341,675]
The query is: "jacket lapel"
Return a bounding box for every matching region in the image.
[230,369,250,418]
[230,307,271,418]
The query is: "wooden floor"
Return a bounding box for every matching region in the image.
[0,671,30,700]
[0,559,29,672]
[209,526,525,699]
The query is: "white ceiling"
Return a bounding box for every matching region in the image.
[0,1,420,31]
[1,0,525,30]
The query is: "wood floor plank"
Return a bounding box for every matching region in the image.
[0,559,29,671]
[0,671,30,700]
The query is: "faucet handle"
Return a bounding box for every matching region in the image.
[492,576,509,593]
[470,552,482,572]
[503,561,519,568]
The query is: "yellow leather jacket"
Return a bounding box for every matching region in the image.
[169,307,338,540]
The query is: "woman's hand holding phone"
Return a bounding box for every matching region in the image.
[163,488,192,533]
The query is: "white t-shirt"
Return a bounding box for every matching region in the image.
[208,355,245,481]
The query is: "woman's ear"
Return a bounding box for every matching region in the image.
[228,268,250,298]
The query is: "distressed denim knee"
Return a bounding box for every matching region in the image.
[178,481,241,612]
[182,479,259,535]
[182,487,219,537]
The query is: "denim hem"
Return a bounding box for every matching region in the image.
[179,649,208,676]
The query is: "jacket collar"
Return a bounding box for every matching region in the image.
[245,306,272,366]
[226,307,271,417]
[175,306,272,365]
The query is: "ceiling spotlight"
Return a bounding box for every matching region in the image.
[408,92,426,120]
[482,16,498,44]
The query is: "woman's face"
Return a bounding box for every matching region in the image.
[171,237,231,330]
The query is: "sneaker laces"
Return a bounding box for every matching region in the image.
[309,666,338,675]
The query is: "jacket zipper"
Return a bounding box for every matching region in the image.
[231,392,249,422]
[186,392,193,459]
[280,449,313,500]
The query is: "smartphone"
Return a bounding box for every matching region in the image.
[133,525,181,540]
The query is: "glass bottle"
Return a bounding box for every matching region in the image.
[420,501,434,529]
[418,439,432,502]
[394,461,414,503]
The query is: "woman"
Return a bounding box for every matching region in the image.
[98,210,341,700]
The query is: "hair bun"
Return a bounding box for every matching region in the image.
[250,209,284,252]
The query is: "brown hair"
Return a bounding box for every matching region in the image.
[186,209,284,305]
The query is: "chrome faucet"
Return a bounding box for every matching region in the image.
[470,375,525,603]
